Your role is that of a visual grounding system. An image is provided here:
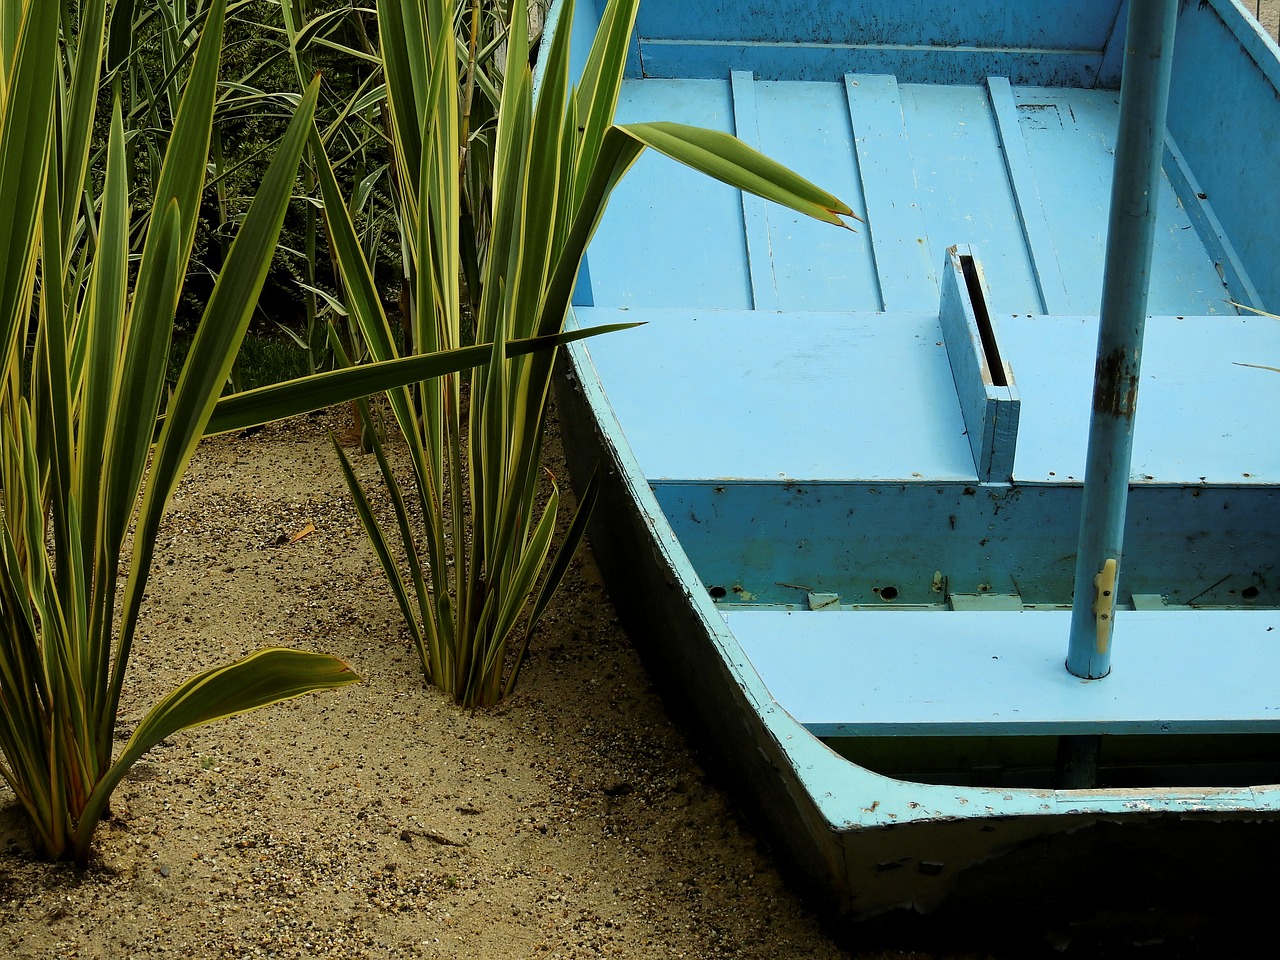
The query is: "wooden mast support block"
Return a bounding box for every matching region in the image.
[939,245,1021,482]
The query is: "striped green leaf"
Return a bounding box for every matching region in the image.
[621,121,858,227]
[321,0,857,708]
[201,323,639,436]
[0,0,57,369]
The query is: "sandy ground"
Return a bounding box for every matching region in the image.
[1,409,855,959]
[4,405,910,960]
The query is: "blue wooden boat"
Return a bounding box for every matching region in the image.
[544,0,1280,917]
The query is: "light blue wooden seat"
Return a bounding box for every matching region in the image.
[571,293,1280,611]
[728,608,1280,737]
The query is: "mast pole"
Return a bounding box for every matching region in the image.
[1066,0,1179,680]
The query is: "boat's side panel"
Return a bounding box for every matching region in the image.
[556,342,1087,916]
[1168,0,1280,312]
[845,814,1280,920]
[553,354,855,913]
[629,0,1126,85]
[635,39,1120,87]
[633,0,1125,48]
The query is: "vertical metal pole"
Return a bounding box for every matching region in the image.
[1066,0,1178,680]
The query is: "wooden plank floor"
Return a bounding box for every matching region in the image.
[587,75,1239,315]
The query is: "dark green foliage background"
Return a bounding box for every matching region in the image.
[120,1,400,340]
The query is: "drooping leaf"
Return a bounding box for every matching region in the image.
[74,649,360,858]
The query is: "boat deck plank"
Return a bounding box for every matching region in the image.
[587,79,753,309]
[844,74,936,309]
[751,77,882,309]
[1008,85,1231,315]
[985,76,1072,314]
[574,306,976,482]
[729,71,781,310]
[728,608,1280,736]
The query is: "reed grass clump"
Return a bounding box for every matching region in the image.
[328,0,855,707]
[0,0,592,862]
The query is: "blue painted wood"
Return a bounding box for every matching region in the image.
[655,479,1280,609]
[893,81,1044,313]
[1161,135,1261,311]
[589,79,752,307]
[1097,0,1128,86]
[632,0,1127,48]
[1205,0,1280,93]
[938,247,1020,481]
[729,71,778,310]
[573,306,974,481]
[985,77,1071,314]
[549,0,1280,918]
[1166,0,1280,311]
[750,79,878,310]
[998,313,1280,484]
[1067,0,1179,680]
[999,88,1093,302]
[635,40,1114,87]
[584,74,1246,318]
[575,304,1280,488]
[844,75,936,310]
[570,259,594,307]
[1008,86,1230,315]
[729,609,1280,736]
[566,0,604,81]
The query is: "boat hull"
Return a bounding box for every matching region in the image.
[546,0,1280,917]
[555,351,1280,916]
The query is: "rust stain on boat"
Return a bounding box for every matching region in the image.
[1093,347,1140,420]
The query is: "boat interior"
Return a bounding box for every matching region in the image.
[565,0,1280,787]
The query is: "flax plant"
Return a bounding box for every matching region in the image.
[0,0,595,862]
[0,0,361,864]
[325,0,855,707]
[105,2,378,364]
[271,0,393,370]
